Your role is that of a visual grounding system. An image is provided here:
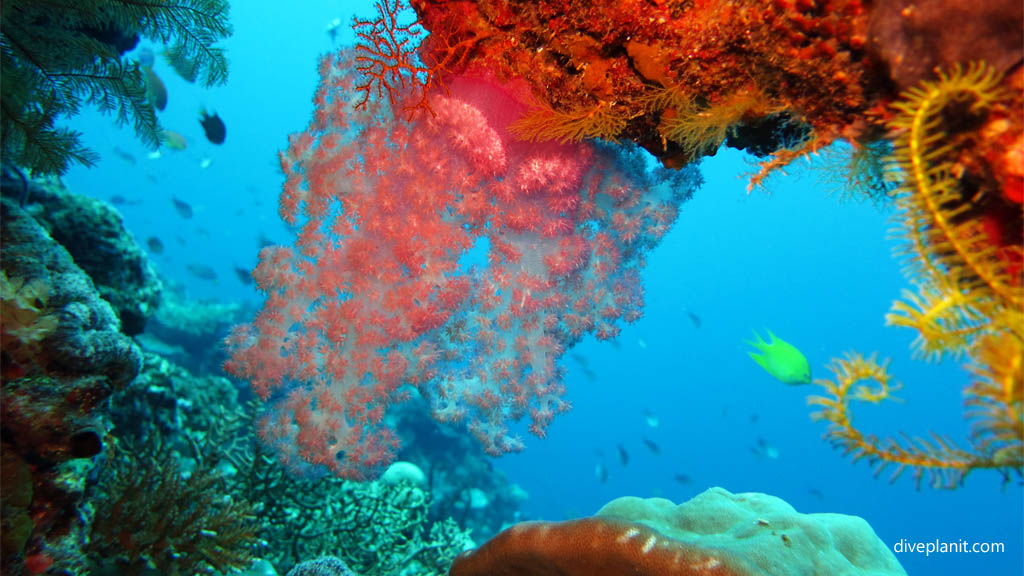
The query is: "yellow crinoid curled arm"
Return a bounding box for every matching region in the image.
[964,332,1024,471]
[886,62,1023,358]
[810,351,1023,489]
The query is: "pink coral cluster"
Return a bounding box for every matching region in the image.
[224,50,696,478]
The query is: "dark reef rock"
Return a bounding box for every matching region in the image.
[108,352,247,463]
[869,0,1024,92]
[1,193,143,575]
[1,195,143,386]
[5,174,163,336]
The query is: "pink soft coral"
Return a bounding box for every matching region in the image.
[224,50,697,478]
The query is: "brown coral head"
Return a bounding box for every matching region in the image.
[449,517,744,576]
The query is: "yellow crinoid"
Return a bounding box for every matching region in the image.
[810,63,1023,489]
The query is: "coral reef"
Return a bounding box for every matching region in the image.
[403,0,1022,187]
[241,442,473,574]
[104,347,475,575]
[86,437,260,575]
[392,399,528,542]
[450,487,906,576]
[141,280,245,374]
[408,0,875,171]
[287,557,358,576]
[11,174,163,335]
[1,181,142,574]
[0,0,232,175]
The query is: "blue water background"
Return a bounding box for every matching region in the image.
[62,1,1023,573]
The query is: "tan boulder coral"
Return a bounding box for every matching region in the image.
[450,487,905,576]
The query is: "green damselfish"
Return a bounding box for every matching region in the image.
[745,330,811,385]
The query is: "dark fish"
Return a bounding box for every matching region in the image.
[687,310,701,329]
[750,436,779,460]
[570,353,598,380]
[112,146,136,164]
[171,196,193,218]
[326,17,342,43]
[807,487,824,500]
[673,474,692,485]
[234,265,253,285]
[199,109,226,144]
[143,65,167,111]
[146,236,164,254]
[160,129,187,150]
[186,264,218,281]
[641,436,660,455]
[749,413,760,424]
[109,194,140,206]
[616,444,629,467]
[138,47,156,67]
[595,463,608,483]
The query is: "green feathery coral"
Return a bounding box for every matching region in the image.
[1,0,232,175]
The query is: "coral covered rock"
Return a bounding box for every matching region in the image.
[450,487,906,576]
[286,557,358,576]
[1,186,143,575]
[12,175,163,335]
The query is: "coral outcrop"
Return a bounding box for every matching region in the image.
[451,487,906,576]
[1,180,142,574]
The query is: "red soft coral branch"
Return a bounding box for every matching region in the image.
[225,49,692,479]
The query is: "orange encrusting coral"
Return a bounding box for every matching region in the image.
[449,517,744,576]
[412,0,871,169]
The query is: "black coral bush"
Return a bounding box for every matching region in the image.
[1,0,232,175]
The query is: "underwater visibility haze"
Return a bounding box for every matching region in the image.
[1,0,1021,575]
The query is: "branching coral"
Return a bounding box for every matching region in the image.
[242,444,472,575]
[642,85,791,161]
[87,438,260,575]
[354,0,487,115]
[1,0,231,175]
[809,63,1023,489]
